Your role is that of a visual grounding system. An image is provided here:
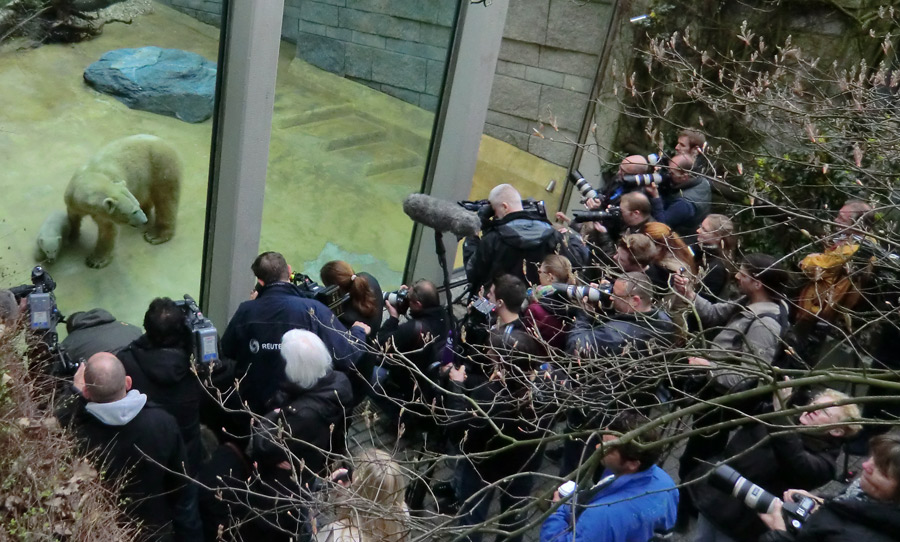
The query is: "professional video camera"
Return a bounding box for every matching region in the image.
[174,295,219,367]
[458,198,550,230]
[710,465,817,534]
[290,272,349,318]
[571,206,621,226]
[9,266,76,376]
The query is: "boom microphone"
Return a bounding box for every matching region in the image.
[403,193,482,237]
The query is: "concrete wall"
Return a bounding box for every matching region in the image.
[286,0,457,112]
[158,0,223,26]
[485,0,613,167]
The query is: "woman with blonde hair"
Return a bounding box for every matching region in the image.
[317,448,409,542]
[525,254,575,349]
[320,260,384,336]
[695,214,737,300]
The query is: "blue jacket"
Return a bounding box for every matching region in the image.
[540,465,678,542]
[220,282,365,412]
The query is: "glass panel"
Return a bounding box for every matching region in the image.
[0,1,223,330]
[261,0,461,291]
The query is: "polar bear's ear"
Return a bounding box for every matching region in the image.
[103,197,117,214]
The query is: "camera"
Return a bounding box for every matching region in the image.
[622,172,672,189]
[174,294,219,367]
[550,283,612,306]
[710,465,816,534]
[458,198,550,230]
[470,296,496,316]
[568,169,598,201]
[9,266,76,376]
[571,206,621,225]
[384,289,409,310]
[290,272,348,319]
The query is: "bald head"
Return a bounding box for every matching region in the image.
[619,155,651,177]
[488,183,523,218]
[670,154,695,184]
[84,353,129,403]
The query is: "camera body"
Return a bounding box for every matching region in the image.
[384,289,409,312]
[174,294,219,367]
[290,272,349,318]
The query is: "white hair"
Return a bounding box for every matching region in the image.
[281,329,332,389]
[488,183,522,207]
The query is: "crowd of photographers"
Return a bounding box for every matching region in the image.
[2,127,899,541]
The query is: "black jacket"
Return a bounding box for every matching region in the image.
[760,488,900,542]
[659,176,712,238]
[220,282,365,413]
[59,392,201,542]
[465,209,564,292]
[251,370,353,484]
[444,367,551,482]
[118,335,204,474]
[376,305,450,401]
[567,307,675,358]
[336,271,384,336]
[689,408,842,542]
[60,308,142,363]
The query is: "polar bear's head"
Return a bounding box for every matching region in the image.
[37,235,62,263]
[100,181,148,227]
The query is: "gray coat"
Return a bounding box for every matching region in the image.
[692,296,785,390]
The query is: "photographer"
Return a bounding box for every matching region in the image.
[446,291,549,542]
[758,431,900,542]
[566,272,675,358]
[464,184,564,294]
[375,279,449,430]
[689,389,861,542]
[576,192,653,279]
[563,272,675,474]
[61,308,142,365]
[320,259,384,336]
[117,297,204,474]
[221,251,368,414]
[540,411,678,542]
[0,289,20,336]
[647,153,712,239]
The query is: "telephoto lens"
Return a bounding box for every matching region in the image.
[549,283,612,305]
[622,173,664,187]
[568,169,598,200]
[709,465,779,514]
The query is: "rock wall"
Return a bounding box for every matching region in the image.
[286,0,457,112]
[487,0,613,167]
[157,0,223,26]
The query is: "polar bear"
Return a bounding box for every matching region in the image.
[65,134,181,268]
[35,210,71,263]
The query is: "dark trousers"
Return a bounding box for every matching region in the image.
[454,453,541,542]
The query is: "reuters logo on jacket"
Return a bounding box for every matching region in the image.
[249,339,281,354]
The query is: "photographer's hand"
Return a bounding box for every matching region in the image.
[585,197,603,210]
[591,222,607,234]
[386,302,399,319]
[449,365,467,383]
[352,322,371,335]
[645,183,659,199]
[758,498,787,531]
[672,273,695,301]
[555,211,571,224]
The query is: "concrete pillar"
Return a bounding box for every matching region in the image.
[201,1,284,328]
